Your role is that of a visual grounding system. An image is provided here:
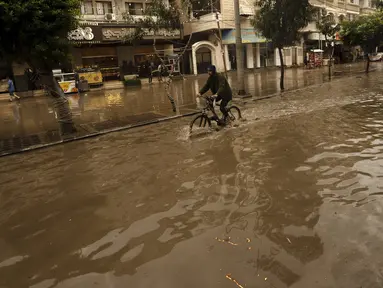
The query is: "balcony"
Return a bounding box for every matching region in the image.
[79,1,157,24]
[346,2,360,12]
[300,21,319,33]
[183,13,219,36]
[360,6,376,14]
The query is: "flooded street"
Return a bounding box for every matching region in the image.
[2,73,383,287]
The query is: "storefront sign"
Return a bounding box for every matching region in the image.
[102,28,180,41]
[222,29,266,44]
[68,27,95,41]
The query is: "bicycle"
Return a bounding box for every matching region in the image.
[190,95,242,133]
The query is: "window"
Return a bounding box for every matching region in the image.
[96,1,113,15]
[328,13,335,22]
[126,2,144,15]
[192,0,220,18]
[81,0,93,15]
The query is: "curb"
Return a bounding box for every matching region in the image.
[0,110,200,158]
[0,66,379,157]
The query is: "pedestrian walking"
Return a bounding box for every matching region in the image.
[158,64,163,82]
[148,64,153,84]
[6,76,19,101]
[74,72,80,93]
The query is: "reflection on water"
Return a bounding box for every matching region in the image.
[2,94,383,287]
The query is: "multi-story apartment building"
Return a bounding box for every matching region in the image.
[67,0,377,77]
[183,0,377,75]
[69,0,181,79]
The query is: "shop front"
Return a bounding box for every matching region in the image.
[222,28,267,69]
[69,24,180,80]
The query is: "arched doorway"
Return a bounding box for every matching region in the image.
[192,41,217,75]
[196,47,212,74]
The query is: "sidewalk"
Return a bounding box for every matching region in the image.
[0,62,380,157]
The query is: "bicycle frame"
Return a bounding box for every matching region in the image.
[200,96,220,121]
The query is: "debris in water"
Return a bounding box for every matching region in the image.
[215,237,238,246]
[246,238,251,243]
[226,274,244,288]
[265,277,268,281]
[287,237,292,244]
[248,247,252,250]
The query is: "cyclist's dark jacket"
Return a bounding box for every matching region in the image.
[199,73,232,102]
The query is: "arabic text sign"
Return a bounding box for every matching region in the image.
[68,27,95,41]
[102,28,180,41]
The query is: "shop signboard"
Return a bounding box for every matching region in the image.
[102,28,180,41]
[68,27,95,41]
[68,26,103,44]
[222,29,266,44]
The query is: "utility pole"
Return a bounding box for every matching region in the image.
[233,0,248,96]
[215,10,228,79]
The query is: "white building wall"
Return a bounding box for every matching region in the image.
[246,44,254,69]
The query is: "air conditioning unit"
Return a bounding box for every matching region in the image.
[105,13,116,21]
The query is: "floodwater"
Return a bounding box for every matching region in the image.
[1,73,383,287]
[0,62,372,144]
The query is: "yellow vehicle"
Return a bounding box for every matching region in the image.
[54,72,78,94]
[76,68,103,86]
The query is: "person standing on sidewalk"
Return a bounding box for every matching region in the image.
[157,63,163,82]
[6,76,19,102]
[148,64,153,84]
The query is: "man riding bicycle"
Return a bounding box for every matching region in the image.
[197,65,233,125]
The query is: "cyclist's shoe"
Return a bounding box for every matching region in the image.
[217,118,226,126]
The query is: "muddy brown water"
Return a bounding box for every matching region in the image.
[1,74,383,287]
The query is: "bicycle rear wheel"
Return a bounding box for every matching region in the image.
[190,114,211,132]
[227,106,242,122]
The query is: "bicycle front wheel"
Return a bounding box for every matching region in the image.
[227,106,242,122]
[190,114,211,133]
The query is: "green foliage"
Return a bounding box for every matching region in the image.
[252,0,315,48]
[316,9,340,42]
[0,0,81,69]
[372,0,383,11]
[341,11,383,54]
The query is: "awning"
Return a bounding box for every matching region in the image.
[222,29,266,44]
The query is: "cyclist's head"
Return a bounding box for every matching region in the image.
[207,65,216,75]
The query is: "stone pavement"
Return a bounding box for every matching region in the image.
[0,61,380,157]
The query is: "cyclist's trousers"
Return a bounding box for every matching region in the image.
[216,95,230,119]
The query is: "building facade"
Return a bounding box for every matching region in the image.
[182,0,377,74]
[68,0,181,79]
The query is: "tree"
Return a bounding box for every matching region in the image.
[252,0,315,90]
[316,9,340,79]
[0,0,81,134]
[341,11,383,73]
[122,0,191,112]
[373,0,383,11]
